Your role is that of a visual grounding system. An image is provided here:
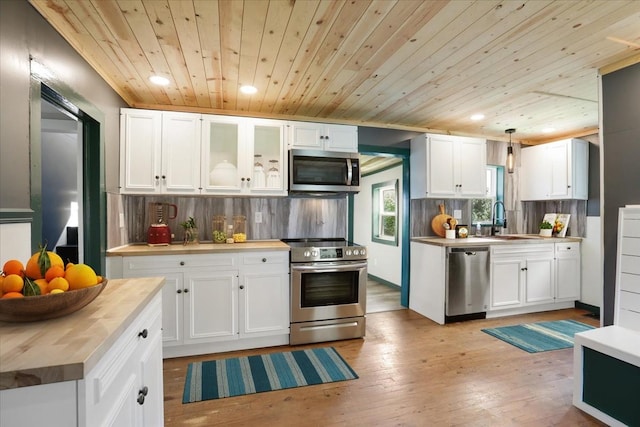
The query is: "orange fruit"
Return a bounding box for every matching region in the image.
[65,264,98,290]
[49,289,64,294]
[96,275,104,284]
[2,259,25,277]
[1,292,24,299]
[25,250,64,279]
[65,262,75,271]
[2,274,24,293]
[48,277,70,292]
[0,275,4,297]
[34,278,49,295]
[45,265,65,282]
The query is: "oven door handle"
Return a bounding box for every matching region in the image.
[291,261,368,272]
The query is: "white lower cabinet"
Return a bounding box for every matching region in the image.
[489,242,579,315]
[555,242,581,301]
[121,251,290,357]
[80,292,164,427]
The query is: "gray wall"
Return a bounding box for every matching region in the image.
[0,0,126,211]
[602,62,640,326]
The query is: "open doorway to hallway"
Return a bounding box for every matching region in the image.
[39,98,81,264]
[352,146,410,312]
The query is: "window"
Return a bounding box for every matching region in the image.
[372,179,398,246]
[472,166,504,227]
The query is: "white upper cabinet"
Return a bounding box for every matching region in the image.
[410,133,487,198]
[288,121,358,152]
[521,138,588,200]
[120,109,201,194]
[201,115,287,196]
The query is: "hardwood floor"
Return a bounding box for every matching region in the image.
[163,308,604,426]
[367,279,403,313]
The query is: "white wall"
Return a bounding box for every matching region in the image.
[353,164,403,286]
[0,223,32,265]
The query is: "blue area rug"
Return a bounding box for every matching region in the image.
[481,319,595,353]
[183,347,358,403]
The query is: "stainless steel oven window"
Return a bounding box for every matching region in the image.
[300,271,359,307]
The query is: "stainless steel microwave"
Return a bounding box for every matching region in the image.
[289,149,360,193]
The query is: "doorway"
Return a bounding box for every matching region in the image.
[30,81,105,273]
[351,145,410,309]
[40,98,81,263]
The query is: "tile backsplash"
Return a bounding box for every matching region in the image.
[107,193,347,247]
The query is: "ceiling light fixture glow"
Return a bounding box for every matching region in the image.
[470,113,485,121]
[240,85,258,94]
[542,127,556,133]
[149,75,170,86]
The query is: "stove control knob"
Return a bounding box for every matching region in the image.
[303,250,311,257]
[311,250,318,257]
[360,249,366,256]
[346,249,352,256]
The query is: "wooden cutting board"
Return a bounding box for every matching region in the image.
[431,204,454,237]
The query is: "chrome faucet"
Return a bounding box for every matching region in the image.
[491,201,507,236]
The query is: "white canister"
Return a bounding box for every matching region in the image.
[445,230,456,239]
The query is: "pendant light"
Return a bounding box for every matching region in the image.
[505,128,515,174]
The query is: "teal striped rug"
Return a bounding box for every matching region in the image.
[183,347,358,403]
[481,319,595,353]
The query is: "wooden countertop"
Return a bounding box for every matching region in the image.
[0,277,164,390]
[107,240,290,256]
[411,234,582,247]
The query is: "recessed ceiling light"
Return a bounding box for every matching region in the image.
[149,75,170,86]
[240,85,258,94]
[470,113,485,121]
[542,127,556,133]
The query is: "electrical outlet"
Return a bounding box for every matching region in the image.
[255,212,262,223]
[453,209,462,219]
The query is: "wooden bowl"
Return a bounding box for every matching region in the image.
[0,280,107,322]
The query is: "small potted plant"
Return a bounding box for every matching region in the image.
[180,217,199,245]
[539,220,553,237]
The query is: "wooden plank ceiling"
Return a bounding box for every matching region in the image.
[29,0,640,144]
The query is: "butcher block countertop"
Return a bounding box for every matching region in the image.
[412,234,582,247]
[107,240,290,256]
[0,277,164,390]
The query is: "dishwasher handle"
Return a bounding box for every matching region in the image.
[447,246,489,255]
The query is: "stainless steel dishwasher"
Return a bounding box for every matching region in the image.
[445,246,490,322]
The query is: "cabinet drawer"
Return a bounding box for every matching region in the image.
[241,251,288,266]
[492,244,554,257]
[555,242,580,255]
[124,253,236,272]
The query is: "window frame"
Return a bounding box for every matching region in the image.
[471,165,504,227]
[371,179,399,246]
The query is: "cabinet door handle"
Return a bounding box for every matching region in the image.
[155,175,160,180]
[177,289,182,294]
[161,175,166,179]
[184,288,189,293]
[239,285,245,290]
[138,329,148,339]
[140,386,149,396]
[180,261,185,266]
[521,267,528,271]
[262,258,267,263]
[137,393,145,405]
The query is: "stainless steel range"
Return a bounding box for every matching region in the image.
[283,238,367,345]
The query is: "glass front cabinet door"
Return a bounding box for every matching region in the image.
[201,116,287,196]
